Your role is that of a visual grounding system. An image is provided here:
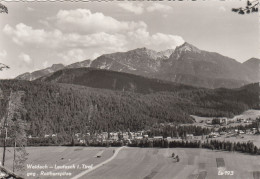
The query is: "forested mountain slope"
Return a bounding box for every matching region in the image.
[0,80,258,140]
[36,67,196,94]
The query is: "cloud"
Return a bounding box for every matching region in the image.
[128,30,184,50]
[218,6,226,12]
[27,7,35,12]
[118,3,172,15]
[38,20,50,27]
[91,53,101,60]
[3,23,49,46]
[0,50,7,59]
[148,33,184,50]
[55,9,146,34]
[42,61,49,68]
[3,21,184,54]
[118,2,144,15]
[3,9,184,63]
[147,3,172,12]
[58,49,89,64]
[18,53,32,64]
[3,23,127,49]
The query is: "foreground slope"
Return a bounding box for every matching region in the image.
[0,80,259,140]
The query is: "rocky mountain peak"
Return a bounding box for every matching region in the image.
[175,42,201,54]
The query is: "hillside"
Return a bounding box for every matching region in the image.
[36,68,196,94]
[0,80,259,140]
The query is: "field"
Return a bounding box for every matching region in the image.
[216,134,260,148]
[0,146,114,179]
[1,147,260,179]
[88,147,260,179]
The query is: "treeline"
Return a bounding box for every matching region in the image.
[128,139,260,155]
[147,125,212,138]
[0,80,259,138]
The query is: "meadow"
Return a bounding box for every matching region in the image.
[1,146,258,179]
[88,147,260,179]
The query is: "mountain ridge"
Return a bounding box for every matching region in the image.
[15,43,259,88]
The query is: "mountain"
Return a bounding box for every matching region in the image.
[36,67,196,94]
[15,42,259,88]
[90,47,170,76]
[16,64,65,81]
[157,42,257,88]
[66,59,92,69]
[0,80,258,140]
[242,58,260,81]
[90,43,258,88]
[16,60,93,81]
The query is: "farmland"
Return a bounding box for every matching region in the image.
[88,147,260,179]
[0,146,114,179]
[1,147,260,179]
[216,134,260,148]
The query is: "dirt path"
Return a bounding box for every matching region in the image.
[70,146,125,179]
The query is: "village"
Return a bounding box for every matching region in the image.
[30,115,260,147]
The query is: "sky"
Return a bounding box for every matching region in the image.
[0,1,259,79]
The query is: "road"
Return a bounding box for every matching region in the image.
[70,146,125,179]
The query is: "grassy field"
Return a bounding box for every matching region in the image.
[216,134,260,148]
[88,147,259,179]
[0,146,114,179]
[1,147,259,179]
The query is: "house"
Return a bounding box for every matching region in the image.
[135,136,143,140]
[206,120,212,125]
[75,133,81,138]
[239,130,245,134]
[79,139,85,144]
[186,134,194,140]
[102,132,108,139]
[212,118,227,125]
[110,132,118,141]
[122,132,129,140]
[143,135,149,138]
[209,132,219,138]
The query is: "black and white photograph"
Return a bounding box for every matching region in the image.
[0,0,259,178]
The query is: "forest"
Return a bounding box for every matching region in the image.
[0,80,259,143]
